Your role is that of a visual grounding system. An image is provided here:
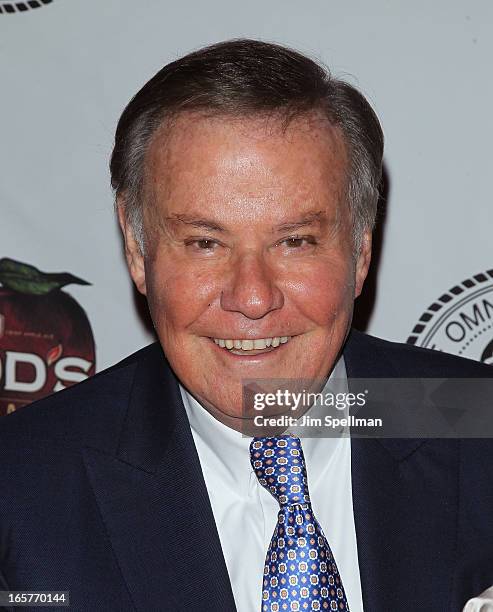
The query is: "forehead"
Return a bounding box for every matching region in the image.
[144,111,349,225]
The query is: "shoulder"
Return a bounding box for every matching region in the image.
[345,328,492,378]
[0,342,162,451]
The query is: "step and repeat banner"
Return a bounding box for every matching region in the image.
[1,0,491,414]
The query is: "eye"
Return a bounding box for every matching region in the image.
[279,235,318,249]
[185,238,220,252]
[195,239,216,249]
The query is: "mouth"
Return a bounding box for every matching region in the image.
[209,335,292,356]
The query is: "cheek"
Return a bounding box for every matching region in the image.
[144,257,220,331]
[283,260,356,325]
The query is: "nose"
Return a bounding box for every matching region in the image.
[220,251,284,319]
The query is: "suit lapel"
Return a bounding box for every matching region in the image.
[83,344,236,612]
[344,330,458,611]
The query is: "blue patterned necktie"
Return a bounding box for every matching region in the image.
[250,435,350,612]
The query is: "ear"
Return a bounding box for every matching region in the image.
[354,230,372,298]
[117,199,147,295]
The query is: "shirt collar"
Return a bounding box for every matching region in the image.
[180,355,348,483]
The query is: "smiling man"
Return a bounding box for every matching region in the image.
[1,40,493,612]
[119,110,370,430]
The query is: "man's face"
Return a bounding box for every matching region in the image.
[120,112,371,428]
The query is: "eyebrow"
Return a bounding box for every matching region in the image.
[274,211,327,233]
[164,214,226,232]
[164,210,327,233]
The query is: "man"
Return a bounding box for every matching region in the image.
[0,39,492,612]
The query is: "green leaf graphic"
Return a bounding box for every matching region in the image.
[0,258,91,295]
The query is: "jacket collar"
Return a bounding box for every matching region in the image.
[343,328,426,460]
[343,329,456,611]
[83,343,237,611]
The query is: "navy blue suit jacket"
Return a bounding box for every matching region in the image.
[1,330,492,611]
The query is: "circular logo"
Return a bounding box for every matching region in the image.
[407,270,493,365]
[0,0,52,14]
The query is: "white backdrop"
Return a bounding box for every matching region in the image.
[1,0,491,409]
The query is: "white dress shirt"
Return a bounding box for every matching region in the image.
[180,356,364,612]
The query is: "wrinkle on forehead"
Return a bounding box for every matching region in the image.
[142,110,350,232]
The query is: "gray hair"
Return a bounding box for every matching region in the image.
[110,39,384,254]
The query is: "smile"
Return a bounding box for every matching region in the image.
[211,336,291,354]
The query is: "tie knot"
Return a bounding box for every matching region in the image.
[250,435,310,507]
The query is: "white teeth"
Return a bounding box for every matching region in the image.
[212,336,291,351]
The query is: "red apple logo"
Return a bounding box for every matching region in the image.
[0,257,95,416]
